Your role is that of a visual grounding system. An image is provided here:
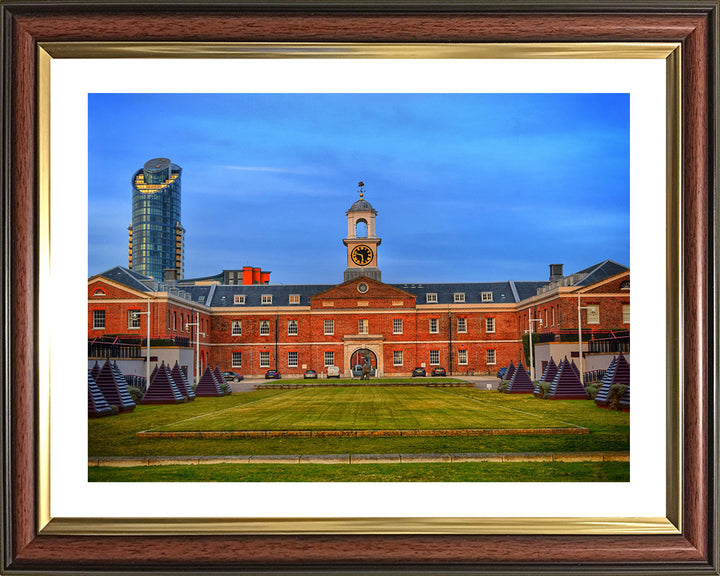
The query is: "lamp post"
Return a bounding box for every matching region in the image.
[577,293,593,384]
[131,298,151,388]
[185,311,205,385]
[527,312,543,380]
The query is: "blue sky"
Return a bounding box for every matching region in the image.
[88,93,629,284]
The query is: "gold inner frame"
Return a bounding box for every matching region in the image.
[36,42,682,536]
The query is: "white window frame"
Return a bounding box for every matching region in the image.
[234,295,245,305]
[128,309,141,329]
[458,349,468,365]
[231,320,242,336]
[288,351,298,368]
[481,291,493,302]
[288,320,298,335]
[393,350,403,366]
[426,293,438,303]
[622,304,630,324]
[93,309,105,330]
[259,351,270,368]
[453,292,465,303]
[486,349,496,365]
[324,319,334,335]
[393,318,403,334]
[259,320,270,336]
[485,317,496,333]
[289,294,300,305]
[429,349,440,365]
[358,319,369,334]
[457,317,467,333]
[429,318,439,334]
[324,351,334,367]
[261,294,273,305]
[232,352,242,368]
[587,305,600,325]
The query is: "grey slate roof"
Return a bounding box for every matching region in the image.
[93,266,154,293]
[347,198,377,213]
[91,259,627,308]
[574,259,629,286]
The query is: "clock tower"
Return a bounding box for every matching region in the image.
[343,182,382,282]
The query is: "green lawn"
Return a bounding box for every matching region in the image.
[148,386,580,433]
[89,461,630,482]
[89,387,629,458]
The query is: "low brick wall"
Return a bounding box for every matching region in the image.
[254,382,475,390]
[137,426,589,440]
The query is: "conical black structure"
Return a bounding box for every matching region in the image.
[195,366,224,397]
[170,361,195,401]
[94,359,136,412]
[90,360,101,381]
[88,371,113,418]
[505,360,534,393]
[142,361,187,404]
[150,364,159,383]
[570,359,580,379]
[535,357,559,395]
[595,354,630,408]
[213,365,231,395]
[619,386,630,411]
[504,361,516,382]
[545,357,588,400]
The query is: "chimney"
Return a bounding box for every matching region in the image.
[549,264,564,282]
[163,268,178,286]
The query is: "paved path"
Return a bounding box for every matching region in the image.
[90,451,628,467]
[230,376,500,393]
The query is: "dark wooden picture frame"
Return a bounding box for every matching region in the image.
[1,1,717,573]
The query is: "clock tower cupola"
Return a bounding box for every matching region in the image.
[343,182,382,282]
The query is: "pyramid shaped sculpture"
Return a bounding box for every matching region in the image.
[142,361,187,404]
[570,359,581,379]
[88,371,113,418]
[619,386,630,411]
[150,363,159,384]
[534,357,558,396]
[170,361,196,401]
[195,366,224,397]
[94,359,136,412]
[213,365,231,395]
[504,360,534,394]
[595,354,630,408]
[504,361,516,382]
[90,360,101,381]
[545,357,589,400]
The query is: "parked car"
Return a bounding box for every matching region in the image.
[326,366,341,378]
[303,369,318,379]
[264,370,281,379]
[431,367,446,376]
[411,367,426,377]
[222,371,243,382]
[496,367,508,379]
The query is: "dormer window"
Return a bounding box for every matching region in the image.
[481,291,493,302]
[453,292,465,303]
[261,294,272,305]
[234,295,245,305]
[289,294,300,305]
[426,293,438,303]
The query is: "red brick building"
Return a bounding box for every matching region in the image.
[88,195,629,380]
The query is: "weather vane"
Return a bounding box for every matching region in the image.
[358,181,365,200]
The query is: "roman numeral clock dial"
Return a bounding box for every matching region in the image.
[351,245,374,267]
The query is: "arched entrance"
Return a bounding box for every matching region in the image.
[350,348,377,377]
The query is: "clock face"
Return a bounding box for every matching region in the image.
[350,245,374,267]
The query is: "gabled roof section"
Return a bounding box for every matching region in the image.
[573,259,629,286]
[91,266,154,293]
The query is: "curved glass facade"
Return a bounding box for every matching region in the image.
[130,158,184,281]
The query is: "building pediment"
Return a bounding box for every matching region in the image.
[310,276,416,309]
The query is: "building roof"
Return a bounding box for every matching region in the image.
[573,259,629,286]
[91,266,155,293]
[90,259,627,308]
[347,196,377,214]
